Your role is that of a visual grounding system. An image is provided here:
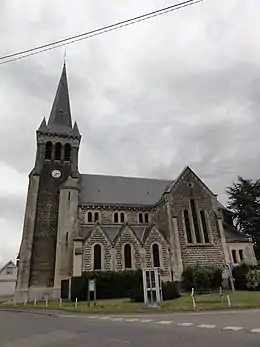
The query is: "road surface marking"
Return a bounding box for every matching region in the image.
[251,328,260,333]
[223,326,244,331]
[111,317,124,321]
[100,316,111,320]
[88,316,98,319]
[125,318,139,322]
[108,338,131,344]
[158,320,172,325]
[177,323,194,327]
[198,324,216,329]
[141,319,153,323]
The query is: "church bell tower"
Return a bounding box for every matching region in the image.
[15,64,81,302]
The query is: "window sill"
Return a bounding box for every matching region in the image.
[187,243,214,247]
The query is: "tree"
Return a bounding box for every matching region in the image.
[226,176,260,259]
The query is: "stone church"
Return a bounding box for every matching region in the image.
[14,65,256,302]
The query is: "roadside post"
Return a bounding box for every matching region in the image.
[88,279,97,307]
[191,288,196,310]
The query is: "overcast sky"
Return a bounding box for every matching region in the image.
[0,0,259,265]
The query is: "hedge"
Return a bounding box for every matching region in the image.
[71,270,142,302]
[182,264,222,292]
[128,280,180,302]
[232,263,260,290]
[71,270,180,302]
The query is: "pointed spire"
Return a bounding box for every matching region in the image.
[37,117,48,132]
[72,121,80,137]
[47,63,72,133]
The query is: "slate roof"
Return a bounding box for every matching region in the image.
[48,63,72,130]
[80,174,172,206]
[224,223,249,243]
[37,64,80,138]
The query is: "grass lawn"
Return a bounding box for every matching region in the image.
[1,291,260,314]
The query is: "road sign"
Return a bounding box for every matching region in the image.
[88,280,95,292]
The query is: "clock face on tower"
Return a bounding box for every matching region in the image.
[51,169,61,178]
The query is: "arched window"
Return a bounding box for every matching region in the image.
[64,143,71,162]
[54,142,62,160]
[152,243,160,268]
[114,212,119,223]
[124,244,132,269]
[93,244,102,270]
[190,199,201,243]
[144,213,149,224]
[45,142,52,160]
[94,212,99,222]
[120,212,125,223]
[232,250,237,264]
[200,210,209,243]
[184,210,192,243]
[138,213,143,224]
[87,212,93,223]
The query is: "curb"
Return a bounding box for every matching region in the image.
[0,308,59,317]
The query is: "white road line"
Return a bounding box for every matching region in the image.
[87,316,98,319]
[111,317,124,321]
[198,324,216,329]
[100,316,111,320]
[124,318,139,322]
[250,328,260,334]
[223,326,244,331]
[140,319,153,323]
[177,323,194,327]
[158,320,172,325]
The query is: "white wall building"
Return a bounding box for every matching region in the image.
[0,261,17,298]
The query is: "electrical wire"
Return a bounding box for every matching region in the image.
[0,0,204,66]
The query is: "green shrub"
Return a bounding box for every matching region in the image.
[182,264,222,292]
[129,281,180,302]
[71,270,142,302]
[232,263,250,290]
[162,281,181,300]
[246,270,260,291]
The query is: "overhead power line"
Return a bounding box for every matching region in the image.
[0,0,204,65]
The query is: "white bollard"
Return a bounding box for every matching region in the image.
[34,298,37,307]
[59,298,62,308]
[24,299,27,306]
[75,298,78,309]
[45,297,48,308]
[191,288,194,297]
[192,296,196,310]
[191,288,196,310]
[227,294,231,307]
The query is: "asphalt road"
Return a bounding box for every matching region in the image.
[1,309,260,346]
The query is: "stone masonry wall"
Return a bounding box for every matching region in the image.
[170,168,224,267]
[80,206,152,225]
[143,227,171,277]
[83,227,112,271]
[113,226,142,271]
[152,202,169,241]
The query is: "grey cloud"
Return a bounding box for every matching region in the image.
[0,196,25,221]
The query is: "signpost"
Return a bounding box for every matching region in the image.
[222,263,238,306]
[88,279,96,307]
